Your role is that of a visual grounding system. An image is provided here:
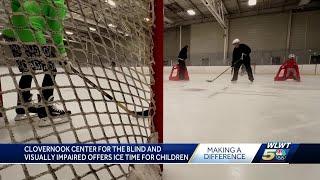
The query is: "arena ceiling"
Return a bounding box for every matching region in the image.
[164,0,320,27]
[0,1,319,30]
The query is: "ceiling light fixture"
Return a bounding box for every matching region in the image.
[89,27,96,31]
[248,0,257,6]
[66,31,74,35]
[105,0,116,7]
[144,17,150,22]
[187,9,196,16]
[108,23,116,28]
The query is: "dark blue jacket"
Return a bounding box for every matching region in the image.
[232,44,251,64]
[178,47,188,60]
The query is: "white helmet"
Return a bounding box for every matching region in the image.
[232,38,240,45]
[288,54,296,59]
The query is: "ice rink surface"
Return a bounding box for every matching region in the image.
[164,73,320,180]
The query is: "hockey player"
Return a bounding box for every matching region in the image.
[285,54,300,81]
[2,0,72,126]
[231,39,254,82]
[177,45,188,80]
[274,54,300,82]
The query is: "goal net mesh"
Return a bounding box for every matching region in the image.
[0,0,161,179]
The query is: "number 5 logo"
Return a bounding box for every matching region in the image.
[262,149,276,161]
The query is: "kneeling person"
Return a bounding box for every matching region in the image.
[285,54,300,81]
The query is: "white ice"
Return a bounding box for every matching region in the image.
[164,72,320,180]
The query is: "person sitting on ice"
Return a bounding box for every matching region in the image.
[284,54,300,81]
[177,45,188,80]
[286,54,299,81]
[2,0,72,126]
[274,54,301,81]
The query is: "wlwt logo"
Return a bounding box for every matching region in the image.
[261,142,291,162]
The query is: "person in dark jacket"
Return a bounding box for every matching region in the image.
[178,45,188,80]
[231,39,254,82]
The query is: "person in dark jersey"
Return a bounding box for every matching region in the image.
[231,39,254,82]
[177,45,188,80]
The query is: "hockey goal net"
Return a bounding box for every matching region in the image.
[0,0,163,179]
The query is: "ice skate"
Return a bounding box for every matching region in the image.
[231,76,238,83]
[37,95,71,127]
[38,116,69,127]
[14,114,39,122]
[15,94,38,122]
[249,77,254,83]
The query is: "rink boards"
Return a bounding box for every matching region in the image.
[164,64,320,75]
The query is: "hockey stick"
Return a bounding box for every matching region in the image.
[71,66,148,117]
[206,66,232,83]
[206,59,241,83]
[206,54,245,83]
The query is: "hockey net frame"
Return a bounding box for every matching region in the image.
[0,0,163,179]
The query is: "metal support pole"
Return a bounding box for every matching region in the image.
[223,20,229,62]
[286,10,292,55]
[304,14,309,51]
[223,29,227,61]
[179,25,182,50]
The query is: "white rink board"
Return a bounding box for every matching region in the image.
[164,64,320,75]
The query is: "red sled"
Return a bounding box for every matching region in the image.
[274,59,301,81]
[169,64,189,81]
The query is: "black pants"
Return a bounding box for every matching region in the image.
[178,59,186,80]
[9,44,57,102]
[232,59,254,81]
